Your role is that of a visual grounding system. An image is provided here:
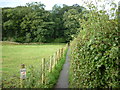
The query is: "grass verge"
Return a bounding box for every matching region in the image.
[46,48,68,88]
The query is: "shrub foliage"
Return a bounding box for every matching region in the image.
[69,3,119,88]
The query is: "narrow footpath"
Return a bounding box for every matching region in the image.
[55,47,70,88]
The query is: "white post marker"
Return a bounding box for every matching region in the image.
[20,64,26,79]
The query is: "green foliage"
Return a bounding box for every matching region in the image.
[69,3,119,88]
[63,9,80,41]
[2,2,86,43]
[45,49,67,88]
[2,2,54,43]
[52,38,66,43]
[2,3,86,43]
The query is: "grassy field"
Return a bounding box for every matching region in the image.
[2,43,65,80]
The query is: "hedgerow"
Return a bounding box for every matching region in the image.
[69,3,119,88]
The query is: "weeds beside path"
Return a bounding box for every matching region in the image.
[55,47,70,88]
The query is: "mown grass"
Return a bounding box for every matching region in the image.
[2,43,65,80]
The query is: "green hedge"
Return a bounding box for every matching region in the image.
[69,9,119,88]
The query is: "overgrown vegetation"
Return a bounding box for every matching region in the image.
[69,1,119,88]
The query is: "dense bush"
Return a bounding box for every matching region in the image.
[69,3,119,88]
[52,38,66,43]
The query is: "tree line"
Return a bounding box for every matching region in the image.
[2,2,86,43]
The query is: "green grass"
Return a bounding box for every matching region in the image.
[22,48,68,88]
[2,43,65,79]
[46,48,68,88]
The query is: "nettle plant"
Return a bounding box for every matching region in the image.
[70,1,119,88]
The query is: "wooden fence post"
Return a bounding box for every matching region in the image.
[49,56,52,72]
[59,49,61,58]
[58,49,60,59]
[61,48,62,57]
[42,58,45,84]
[61,48,62,58]
[53,53,56,69]
[62,48,64,56]
[56,50,60,65]
[55,51,58,65]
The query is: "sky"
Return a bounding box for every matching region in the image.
[0,0,119,10]
[0,0,84,10]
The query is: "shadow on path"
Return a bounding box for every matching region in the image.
[55,47,70,88]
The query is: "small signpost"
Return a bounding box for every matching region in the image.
[20,69,26,79]
[20,64,26,88]
[20,64,26,79]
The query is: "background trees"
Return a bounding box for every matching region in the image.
[2,2,86,43]
[63,8,81,41]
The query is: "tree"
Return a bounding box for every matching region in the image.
[20,2,54,43]
[2,2,86,43]
[63,6,86,41]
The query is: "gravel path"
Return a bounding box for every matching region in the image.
[55,47,70,88]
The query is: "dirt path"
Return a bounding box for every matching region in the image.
[55,47,70,88]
